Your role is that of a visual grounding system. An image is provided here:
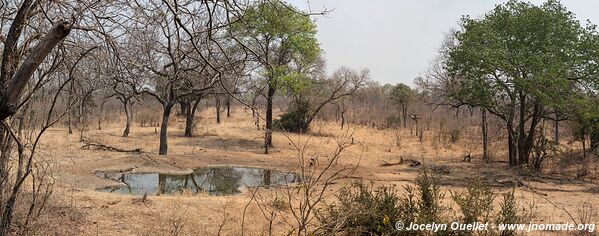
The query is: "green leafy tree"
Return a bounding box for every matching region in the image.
[572,94,599,157]
[444,0,599,166]
[390,83,415,128]
[233,0,320,151]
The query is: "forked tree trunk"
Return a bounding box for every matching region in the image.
[179,100,189,117]
[517,93,527,165]
[159,104,173,155]
[184,98,201,137]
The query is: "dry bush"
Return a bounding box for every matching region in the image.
[316,181,402,235]
[12,194,86,236]
[241,129,361,236]
[577,202,597,227]
[137,109,160,127]
[316,167,447,235]
[451,179,495,224]
[9,159,85,235]
[137,201,202,236]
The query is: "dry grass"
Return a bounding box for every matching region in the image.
[27,107,599,235]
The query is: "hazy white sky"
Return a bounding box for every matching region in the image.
[286,0,599,86]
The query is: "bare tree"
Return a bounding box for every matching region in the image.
[0,1,111,233]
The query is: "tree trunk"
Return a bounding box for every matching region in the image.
[159,104,173,155]
[251,97,257,118]
[582,135,587,159]
[507,122,517,166]
[184,98,201,137]
[517,102,542,166]
[67,112,73,134]
[215,97,221,124]
[263,170,271,189]
[402,107,408,129]
[178,100,189,117]
[184,104,193,137]
[340,110,345,130]
[554,114,559,144]
[98,100,106,130]
[122,99,131,137]
[517,92,527,165]
[265,84,275,149]
[226,95,231,118]
[481,108,489,162]
[0,20,72,120]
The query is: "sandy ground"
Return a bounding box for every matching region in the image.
[35,108,598,235]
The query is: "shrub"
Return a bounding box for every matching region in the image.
[496,189,520,235]
[273,100,312,133]
[449,129,461,144]
[411,167,444,224]
[316,168,445,235]
[385,115,401,128]
[451,179,495,223]
[316,181,401,235]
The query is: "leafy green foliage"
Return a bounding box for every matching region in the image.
[411,167,445,224]
[316,168,445,235]
[390,83,415,108]
[496,189,520,235]
[234,1,320,92]
[273,100,312,133]
[316,181,401,235]
[447,0,595,108]
[385,115,401,128]
[451,179,495,223]
[572,95,599,153]
[449,129,461,144]
[443,0,599,166]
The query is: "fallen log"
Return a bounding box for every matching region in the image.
[379,157,421,167]
[81,137,142,153]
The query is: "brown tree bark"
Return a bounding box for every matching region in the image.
[481,108,489,162]
[184,98,201,137]
[159,104,173,155]
[265,84,275,149]
[122,99,131,137]
[554,114,559,144]
[0,21,71,120]
[226,95,231,118]
[402,106,408,129]
[215,96,221,124]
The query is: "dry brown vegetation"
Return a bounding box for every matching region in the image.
[17,107,597,235]
[1,1,598,235]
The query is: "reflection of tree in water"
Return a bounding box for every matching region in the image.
[263,170,271,189]
[195,168,243,195]
[97,168,300,195]
[101,173,134,194]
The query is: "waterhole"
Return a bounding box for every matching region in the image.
[96,166,300,196]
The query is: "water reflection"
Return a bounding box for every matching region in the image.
[96,167,299,196]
